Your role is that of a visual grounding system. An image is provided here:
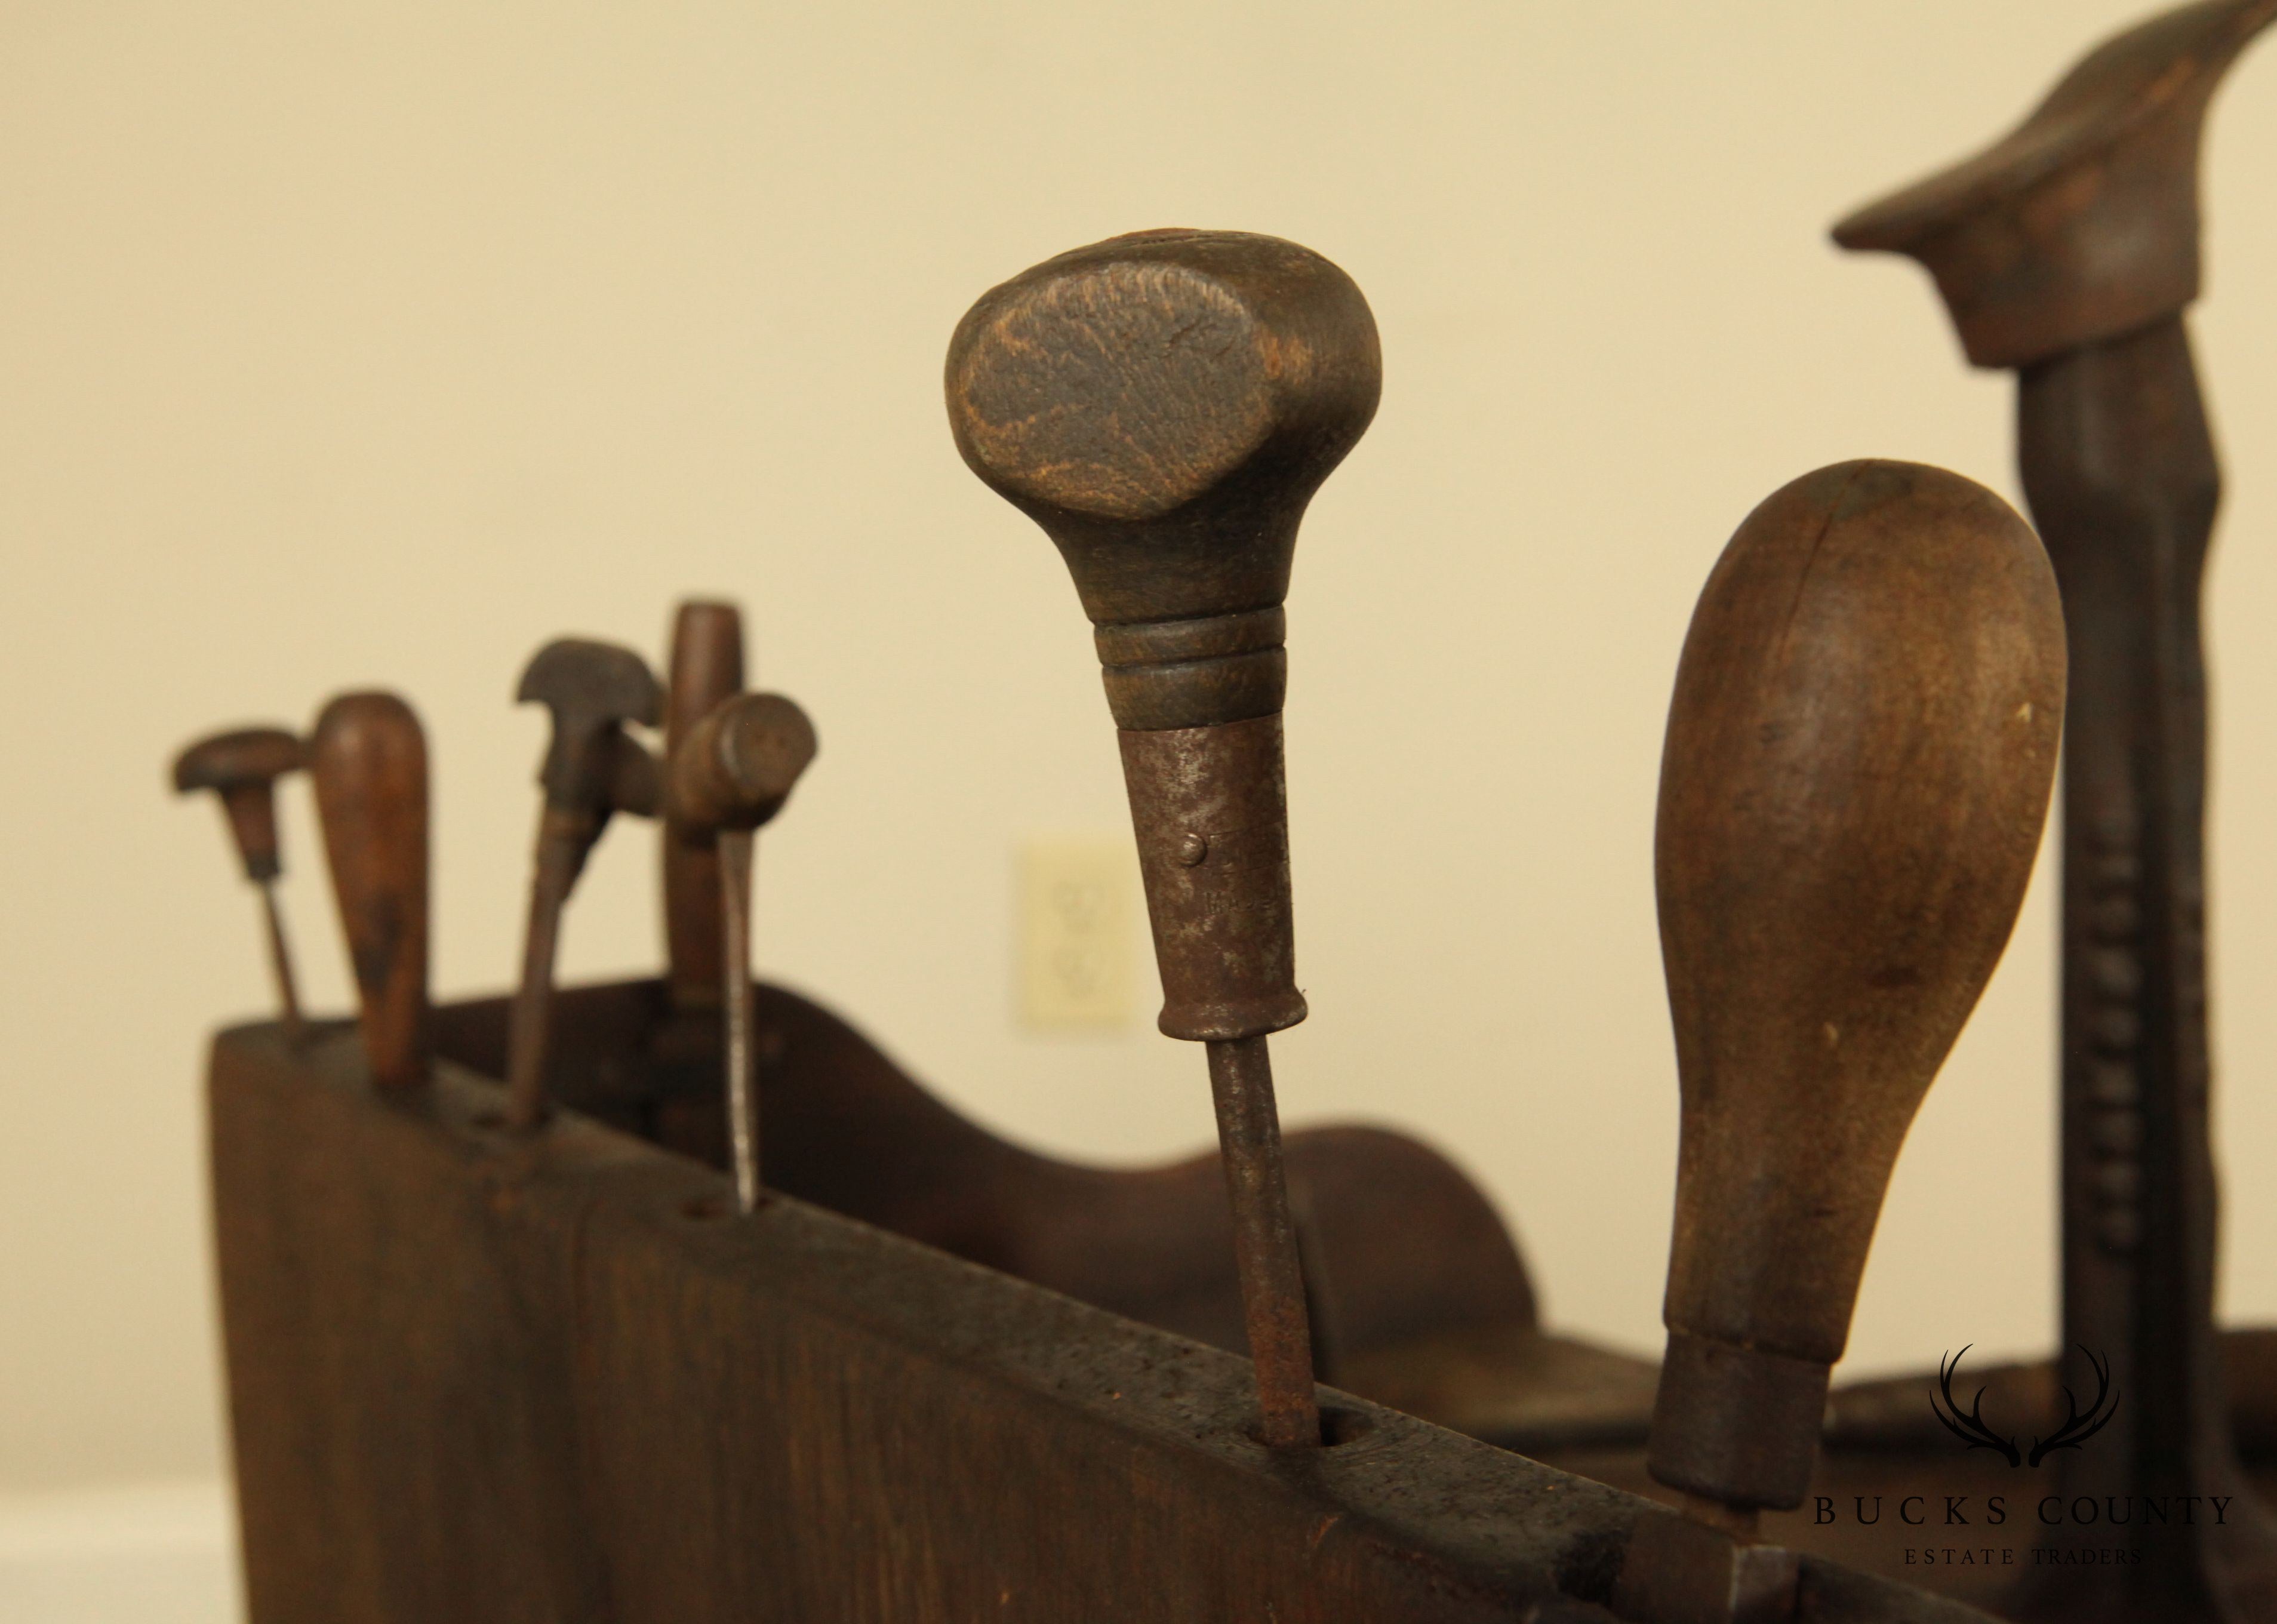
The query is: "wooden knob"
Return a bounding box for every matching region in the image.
[1647,460,2066,1509]
[309,692,430,1092]
[946,228,1380,731]
[171,725,304,881]
[669,693,817,833]
[1832,0,2277,367]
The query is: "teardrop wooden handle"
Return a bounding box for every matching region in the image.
[1648,459,2066,1509]
[661,601,745,1009]
[1832,0,2277,367]
[309,691,431,1093]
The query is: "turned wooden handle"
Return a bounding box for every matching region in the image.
[661,601,746,1007]
[1648,459,2066,1509]
[1832,0,2277,367]
[669,692,817,833]
[308,691,430,1092]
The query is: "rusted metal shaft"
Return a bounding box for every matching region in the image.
[507,636,664,1128]
[255,879,305,1044]
[665,690,817,1208]
[1205,1035,1319,1448]
[2014,316,2277,1604]
[718,828,759,1213]
[504,805,595,1129]
[1119,712,1318,1444]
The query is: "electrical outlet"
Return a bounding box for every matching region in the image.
[1018,838,1136,1031]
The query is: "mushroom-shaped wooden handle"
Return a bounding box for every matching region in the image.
[1648,460,2066,1509]
[946,227,1379,730]
[171,726,305,881]
[946,229,1379,1042]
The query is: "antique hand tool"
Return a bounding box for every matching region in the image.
[172,726,309,1042]
[947,228,1380,1448]
[1836,5,2277,1615]
[660,601,745,1014]
[503,638,663,1130]
[667,691,817,1211]
[1612,462,2065,1623]
[308,693,431,1092]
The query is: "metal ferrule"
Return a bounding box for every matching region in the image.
[1646,1330,1833,1511]
[221,785,284,882]
[1116,710,1305,1043]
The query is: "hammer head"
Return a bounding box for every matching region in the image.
[670,693,818,833]
[1832,0,2277,367]
[946,229,1381,629]
[171,725,306,881]
[515,638,663,812]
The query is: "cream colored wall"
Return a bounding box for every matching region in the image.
[4,0,2275,1492]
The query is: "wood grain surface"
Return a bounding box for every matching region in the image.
[210,1012,1993,1623]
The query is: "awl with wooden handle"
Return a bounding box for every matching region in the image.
[172,725,309,1043]
[1613,462,2065,1623]
[947,228,1380,1448]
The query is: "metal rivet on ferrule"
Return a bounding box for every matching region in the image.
[1176,832,1209,866]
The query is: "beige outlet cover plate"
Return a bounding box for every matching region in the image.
[1017,838,1136,1031]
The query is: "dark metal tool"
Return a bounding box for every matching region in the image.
[172,726,309,1042]
[667,691,817,1211]
[661,601,745,1014]
[307,693,432,1092]
[947,228,1381,1449]
[1611,463,2066,1623]
[503,638,663,1130]
[1835,7,2277,1616]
